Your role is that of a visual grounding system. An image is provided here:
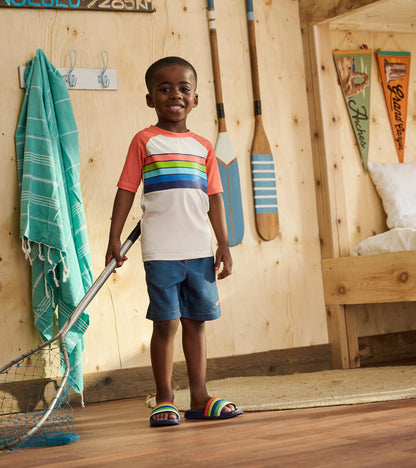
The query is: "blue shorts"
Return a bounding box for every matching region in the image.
[144,257,221,322]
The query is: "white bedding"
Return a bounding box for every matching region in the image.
[353,228,416,256]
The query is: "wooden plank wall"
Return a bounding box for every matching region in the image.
[0,1,329,376]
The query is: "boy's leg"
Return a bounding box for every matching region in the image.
[181,317,233,412]
[151,318,180,421]
[181,318,209,409]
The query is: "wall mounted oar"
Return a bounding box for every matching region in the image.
[207,0,244,247]
[245,0,279,241]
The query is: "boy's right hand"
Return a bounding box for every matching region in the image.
[105,238,128,272]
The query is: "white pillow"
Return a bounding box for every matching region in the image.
[367,161,416,229]
[353,228,416,255]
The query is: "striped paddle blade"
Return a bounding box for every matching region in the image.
[251,119,279,240]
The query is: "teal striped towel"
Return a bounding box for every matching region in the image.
[15,49,94,393]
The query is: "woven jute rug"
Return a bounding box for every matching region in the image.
[147,366,416,412]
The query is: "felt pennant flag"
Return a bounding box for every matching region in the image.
[333,49,372,171]
[376,50,411,163]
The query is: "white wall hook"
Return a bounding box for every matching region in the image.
[64,49,77,88]
[98,50,110,88]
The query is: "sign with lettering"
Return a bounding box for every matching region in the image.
[0,0,154,12]
[376,50,411,163]
[333,49,372,171]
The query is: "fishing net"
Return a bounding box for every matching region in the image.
[0,344,78,451]
[0,222,142,452]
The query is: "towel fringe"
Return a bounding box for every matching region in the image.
[47,246,53,265]
[38,244,45,261]
[21,237,70,287]
[22,238,33,265]
[52,267,60,288]
[60,250,70,282]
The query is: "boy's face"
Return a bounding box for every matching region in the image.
[146,65,198,133]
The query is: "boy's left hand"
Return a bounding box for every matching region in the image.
[214,244,232,280]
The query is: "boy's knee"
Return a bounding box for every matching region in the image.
[181,317,205,332]
[153,319,180,339]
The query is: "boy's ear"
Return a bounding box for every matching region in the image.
[146,93,155,108]
[193,93,198,107]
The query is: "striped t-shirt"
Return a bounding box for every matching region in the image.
[117,125,223,261]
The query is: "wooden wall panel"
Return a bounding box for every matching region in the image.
[0,1,327,378]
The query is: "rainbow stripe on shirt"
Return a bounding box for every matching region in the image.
[143,151,208,194]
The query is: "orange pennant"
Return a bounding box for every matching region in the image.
[376,50,411,163]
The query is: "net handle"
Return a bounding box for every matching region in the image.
[61,220,141,337]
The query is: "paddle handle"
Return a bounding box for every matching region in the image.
[207,0,227,133]
[246,0,262,115]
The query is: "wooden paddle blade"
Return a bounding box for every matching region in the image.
[251,120,279,241]
[215,132,244,246]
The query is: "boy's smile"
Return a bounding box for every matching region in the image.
[146,65,198,133]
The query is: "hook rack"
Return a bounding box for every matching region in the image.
[19,50,118,90]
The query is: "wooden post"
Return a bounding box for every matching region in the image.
[301,22,359,368]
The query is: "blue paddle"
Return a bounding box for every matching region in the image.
[207,0,244,247]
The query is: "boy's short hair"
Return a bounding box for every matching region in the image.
[145,56,198,92]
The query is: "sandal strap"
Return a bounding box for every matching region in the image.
[151,402,179,418]
[204,397,235,417]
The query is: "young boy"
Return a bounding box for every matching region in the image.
[105,56,243,426]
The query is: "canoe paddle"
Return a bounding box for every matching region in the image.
[245,0,279,241]
[207,0,244,247]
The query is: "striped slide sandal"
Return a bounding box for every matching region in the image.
[150,402,180,427]
[184,397,243,420]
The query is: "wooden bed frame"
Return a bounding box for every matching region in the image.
[321,251,416,368]
[301,19,416,370]
[322,251,416,306]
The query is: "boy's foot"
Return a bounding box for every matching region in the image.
[150,402,180,427]
[184,397,243,420]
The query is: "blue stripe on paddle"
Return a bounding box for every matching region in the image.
[253,180,276,188]
[252,163,275,171]
[253,172,276,179]
[256,206,278,214]
[254,189,276,196]
[246,0,254,16]
[255,198,278,206]
[218,159,244,247]
[252,153,273,162]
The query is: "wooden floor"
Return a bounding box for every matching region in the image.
[1,397,415,467]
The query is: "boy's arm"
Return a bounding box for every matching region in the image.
[106,188,136,268]
[208,193,232,280]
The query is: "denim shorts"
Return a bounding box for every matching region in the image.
[144,257,221,322]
